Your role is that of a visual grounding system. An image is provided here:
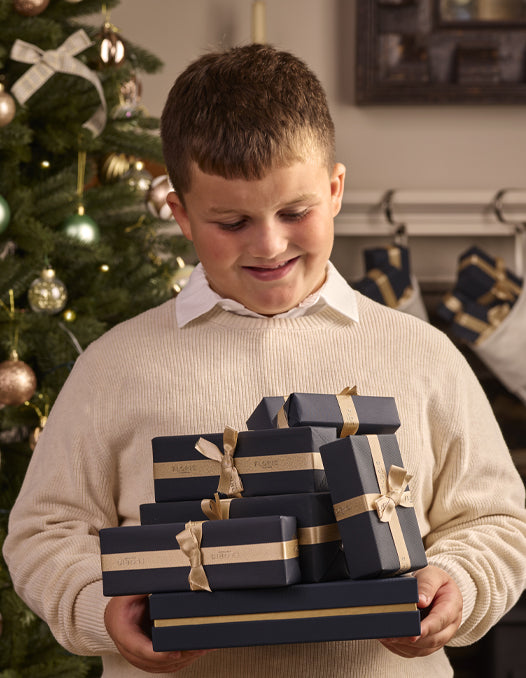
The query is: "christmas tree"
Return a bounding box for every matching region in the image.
[0,0,192,674]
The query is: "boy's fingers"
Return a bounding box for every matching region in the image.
[380,566,462,659]
[105,595,212,672]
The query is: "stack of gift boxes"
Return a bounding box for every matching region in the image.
[99,388,428,651]
[437,245,523,345]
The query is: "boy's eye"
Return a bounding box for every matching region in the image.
[217,219,246,231]
[280,208,309,222]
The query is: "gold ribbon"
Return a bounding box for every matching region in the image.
[333,435,413,573]
[10,30,107,137]
[454,302,511,346]
[101,538,299,572]
[366,269,398,308]
[335,386,359,437]
[387,245,402,269]
[201,493,233,520]
[175,521,211,592]
[153,601,417,627]
[195,427,243,497]
[442,293,464,315]
[277,386,359,437]
[154,451,324,480]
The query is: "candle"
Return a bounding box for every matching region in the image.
[251,1,266,44]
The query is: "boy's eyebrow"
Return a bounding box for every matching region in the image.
[207,193,320,216]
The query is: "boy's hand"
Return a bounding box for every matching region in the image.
[104,594,213,673]
[379,565,463,658]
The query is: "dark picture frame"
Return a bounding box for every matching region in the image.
[355,0,526,104]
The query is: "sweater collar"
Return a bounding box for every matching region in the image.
[175,261,359,328]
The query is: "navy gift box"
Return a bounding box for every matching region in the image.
[436,291,511,344]
[354,265,412,308]
[274,391,400,437]
[149,577,421,651]
[100,515,300,596]
[457,246,522,306]
[363,244,411,278]
[246,395,286,430]
[320,434,427,579]
[152,426,337,502]
[140,492,348,583]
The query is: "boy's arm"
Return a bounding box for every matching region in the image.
[405,344,526,650]
[3,353,117,656]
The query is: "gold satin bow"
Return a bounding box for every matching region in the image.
[373,465,413,522]
[339,385,358,397]
[195,426,244,497]
[175,521,212,592]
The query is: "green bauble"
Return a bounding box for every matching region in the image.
[61,211,100,244]
[0,195,11,233]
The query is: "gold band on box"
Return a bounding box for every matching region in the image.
[333,435,413,574]
[154,453,324,483]
[153,601,418,628]
[366,269,399,308]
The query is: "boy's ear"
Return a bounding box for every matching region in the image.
[166,191,193,241]
[330,163,346,217]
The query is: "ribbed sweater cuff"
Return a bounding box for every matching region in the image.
[74,579,116,655]
[426,556,477,644]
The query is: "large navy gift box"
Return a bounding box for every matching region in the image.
[149,576,421,651]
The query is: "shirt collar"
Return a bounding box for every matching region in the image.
[175,261,359,327]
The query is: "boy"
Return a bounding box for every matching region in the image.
[4,45,526,677]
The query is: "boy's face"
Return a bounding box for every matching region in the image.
[167,160,345,315]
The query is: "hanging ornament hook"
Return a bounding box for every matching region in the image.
[381,189,407,246]
[492,188,525,278]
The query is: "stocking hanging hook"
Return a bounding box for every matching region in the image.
[381,189,407,245]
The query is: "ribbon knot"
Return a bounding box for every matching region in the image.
[42,50,62,70]
[195,426,243,497]
[201,493,232,520]
[10,29,107,137]
[176,521,211,592]
[373,465,413,523]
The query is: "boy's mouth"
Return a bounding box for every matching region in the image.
[243,256,299,281]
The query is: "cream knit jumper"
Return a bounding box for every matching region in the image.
[4,292,526,678]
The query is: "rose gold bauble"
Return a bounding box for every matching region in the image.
[0,85,16,127]
[13,0,50,16]
[146,175,174,220]
[0,354,37,407]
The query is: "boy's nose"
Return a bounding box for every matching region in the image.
[247,220,288,260]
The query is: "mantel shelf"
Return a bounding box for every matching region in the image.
[336,189,526,237]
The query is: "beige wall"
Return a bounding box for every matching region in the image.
[109,0,526,190]
[107,0,526,282]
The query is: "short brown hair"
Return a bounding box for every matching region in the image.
[160,44,335,197]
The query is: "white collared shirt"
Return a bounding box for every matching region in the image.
[175,260,359,327]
